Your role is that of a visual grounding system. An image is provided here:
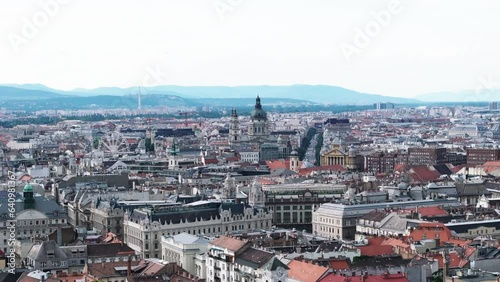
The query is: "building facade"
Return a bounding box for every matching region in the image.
[263,183,346,232]
[466,147,500,165]
[161,232,209,276]
[407,147,447,166]
[320,132,361,169]
[0,184,69,254]
[124,201,273,259]
[365,152,408,174]
[204,236,289,282]
[312,199,461,240]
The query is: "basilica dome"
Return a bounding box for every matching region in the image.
[250,96,267,120]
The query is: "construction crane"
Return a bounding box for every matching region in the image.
[179,112,190,127]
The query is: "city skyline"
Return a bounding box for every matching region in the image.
[1,0,499,98]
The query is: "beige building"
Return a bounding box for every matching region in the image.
[320,132,361,169]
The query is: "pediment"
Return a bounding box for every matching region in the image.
[322,148,347,156]
[16,209,48,220]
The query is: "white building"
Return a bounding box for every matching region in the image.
[239,150,260,163]
[124,201,273,259]
[161,232,209,276]
[27,165,50,179]
[313,198,461,240]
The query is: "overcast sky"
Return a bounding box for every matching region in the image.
[1,0,499,97]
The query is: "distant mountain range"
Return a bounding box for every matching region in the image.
[0,84,418,106]
[416,89,500,102]
[0,86,68,100]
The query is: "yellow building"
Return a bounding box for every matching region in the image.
[320,132,359,170]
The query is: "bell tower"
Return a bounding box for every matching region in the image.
[249,177,265,207]
[229,108,240,147]
[23,183,35,210]
[290,150,300,173]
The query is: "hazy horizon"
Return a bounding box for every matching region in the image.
[2,0,500,98]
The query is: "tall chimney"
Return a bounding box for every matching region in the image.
[127,255,132,277]
[57,226,62,246]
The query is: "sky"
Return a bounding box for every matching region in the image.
[0,0,499,98]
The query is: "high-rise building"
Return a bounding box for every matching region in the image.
[374,102,395,110]
[489,102,498,110]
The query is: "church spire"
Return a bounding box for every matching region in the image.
[255,95,262,109]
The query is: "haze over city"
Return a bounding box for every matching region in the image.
[3,2,500,282]
[1,0,500,98]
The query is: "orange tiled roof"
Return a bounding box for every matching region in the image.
[381,238,410,249]
[288,260,329,282]
[483,161,500,173]
[410,223,453,245]
[210,236,248,252]
[329,259,350,270]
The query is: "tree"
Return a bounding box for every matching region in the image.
[93,138,100,149]
[315,131,324,164]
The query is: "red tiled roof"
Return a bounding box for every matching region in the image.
[410,166,441,182]
[417,206,448,217]
[226,156,239,162]
[329,259,350,270]
[464,246,476,258]
[266,160,297,170]
[450,165,465,173]
[288,260,329,282]
[483,161,500,173]
[87,260,141,279]
[394,164,409,172]
[126,138,138,144]
[381,238,410,249]
[432,252,469,269]
[367,236,386,246]
[410,223,452,245]
[20,175,32,181]
[204,158,219,164]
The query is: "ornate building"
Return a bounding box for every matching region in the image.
[123,201,273,259]
[0,184,69,254]
[248,96,269,143]
[248,177,265,207]
[222,172,237,200]
[320,131,360,169]
[228,96,293,161]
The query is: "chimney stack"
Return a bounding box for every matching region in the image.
[57,226,62,246]
[127,255,132,277]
